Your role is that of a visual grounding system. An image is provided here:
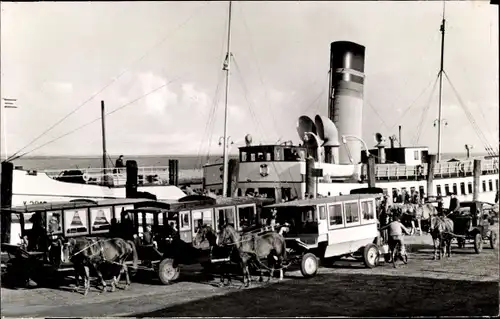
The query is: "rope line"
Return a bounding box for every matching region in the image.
[413,73,440,145]
[7,78,180,161]
[443,71,497,156]
[6,2,210,163]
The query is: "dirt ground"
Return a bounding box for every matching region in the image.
[1,234,499,317]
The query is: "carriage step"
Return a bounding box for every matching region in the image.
[211,258,231,263]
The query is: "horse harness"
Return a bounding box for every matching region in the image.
[70,238,129,267]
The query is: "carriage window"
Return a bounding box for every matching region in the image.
[238,205,256,231]
[46,210,63,234]
[488,180,493,191]
[344,202,360,224]
[64,209,89,236]
[318,206,326,220]
[382,188,388,196]
[216,207,235,231]
[257,153,264,161]
[266,153,272,161]
[241,152,247,162]
[250,153,256,162]
[158,213,164,225]
[410,187,416,195]
[444,184,450,195]
[436,185,442,196]
[328,204,343,226]
[496,179,499,191]
[392,188,398,203]
[482,180,487,192]
[180,211,190,230]
[90,207,112,234]
[361,201,375,221]
[460,182,466,195]
[468,182,473,194]
[452,183,458,195]
[114,205,134,223]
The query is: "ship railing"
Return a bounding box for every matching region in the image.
[362,158,498,180]
[42,166,203,187]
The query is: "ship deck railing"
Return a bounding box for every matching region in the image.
[41,166,203,187]
[362,158,499,180]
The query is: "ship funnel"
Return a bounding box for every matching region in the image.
[329,41,366,164]
[297,115,320,161]
[315,115,339,163]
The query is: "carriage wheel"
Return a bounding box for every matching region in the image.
[490,232,497,249]
[300,253,318,278]
[158,258,180,285]
[473,233,483,254]
[363,244,379,269]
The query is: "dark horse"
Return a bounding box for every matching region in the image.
[216,224,287,287]
[63,237,138,296]
[428,215,454,260]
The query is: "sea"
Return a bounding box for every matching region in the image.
[6,152,488,173]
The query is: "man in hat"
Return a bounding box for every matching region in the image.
[448,193,461,215]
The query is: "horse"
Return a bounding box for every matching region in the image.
[428,215,454,260]
[62,237,138,296]
[218,224,287,287]
[193,225,235,286]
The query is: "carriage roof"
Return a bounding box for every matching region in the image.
[266,194,379,208]
[122,196,273,214]
[1,198,155,214]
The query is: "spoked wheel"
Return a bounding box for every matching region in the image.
[363,244,379,269]
[490,232,497,249]
[158,258,180,285]
[474,233,483,254]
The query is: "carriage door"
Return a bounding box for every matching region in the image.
[317,205,328,242]
[178,211,192,243]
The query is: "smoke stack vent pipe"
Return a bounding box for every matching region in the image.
[328,41,366,165]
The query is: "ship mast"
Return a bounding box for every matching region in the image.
[222,1,233,197]
[436,1,446,163]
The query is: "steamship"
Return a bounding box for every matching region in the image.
[202,40,499,208]
[1,4,498,210]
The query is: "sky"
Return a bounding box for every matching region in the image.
[1,1,498,158]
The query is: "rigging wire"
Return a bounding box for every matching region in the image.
[7,77,181,162]
[232,54,295,184]
[443,71,497,156]
[197,71,224,168]
[365,99,390,130]
[198,10,231,168]
[6,1,211,163]
[389,73,440,131]
[413,74,439,145]
[238,3,280,137]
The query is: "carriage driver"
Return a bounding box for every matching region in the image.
[379,215,411,258]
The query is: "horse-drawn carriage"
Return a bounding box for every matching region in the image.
[0,195,275,290]
[0,198,156,288]
[263,194,388,277]
[448,201,498,253]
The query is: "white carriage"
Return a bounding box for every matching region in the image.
[265,193,387,277]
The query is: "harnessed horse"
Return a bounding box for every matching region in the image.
[218,224,287,287]
[428,215,454,260]
[62,237,138,296]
